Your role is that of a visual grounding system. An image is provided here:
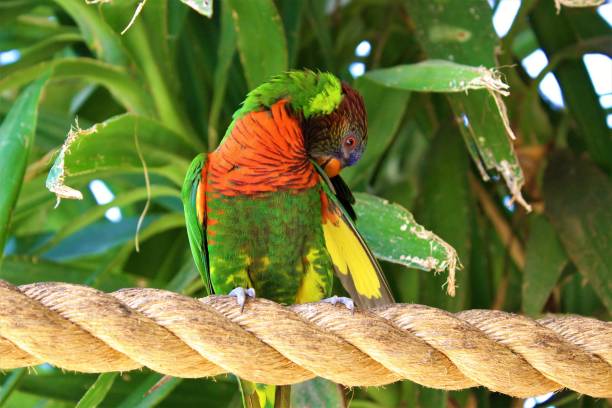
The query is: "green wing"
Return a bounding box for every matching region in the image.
[313,162,395,308]
[181,153,212,294]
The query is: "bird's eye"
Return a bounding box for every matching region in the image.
[344,135,356,149]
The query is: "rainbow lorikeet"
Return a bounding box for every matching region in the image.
[182,70,393,408]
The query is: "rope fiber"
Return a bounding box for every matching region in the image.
[0,280,610,398]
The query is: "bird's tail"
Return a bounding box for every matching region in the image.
[238,379,290,408]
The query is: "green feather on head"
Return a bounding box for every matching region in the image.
[222,70,344,141]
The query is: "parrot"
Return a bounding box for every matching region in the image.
[182,70,394,408]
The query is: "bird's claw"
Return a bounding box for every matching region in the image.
[322,295,354,312]
[228,287,256,312]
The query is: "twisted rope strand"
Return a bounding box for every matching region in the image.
[0,281,610,398]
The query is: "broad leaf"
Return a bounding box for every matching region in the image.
[279,0,306,68]
[291,378,344,408]
[53,0,130,65]
[35,186,179,254]
[0,256,143,291]
[97,1,201,149]
[228,0,288,88]
[543,151,612,312]
[207,1,237,148]
[522,215,568,316]
[414,122,471,309]
[406,0,530,211]
[46,114,192,203]
[0,72,49,254]
[0,33,83,77]
[0,58,153,115]
[366,60,510,95]
[354,192,460,295]
[0,370,235,407]
[40,216,157,261]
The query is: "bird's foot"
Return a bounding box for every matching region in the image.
[322,295,354,311]
[228,287,256,312]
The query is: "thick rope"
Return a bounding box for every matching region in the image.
[0,280,610,398]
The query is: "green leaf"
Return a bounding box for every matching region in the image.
[406,0,530,210]
[511,28,539,59]
[0,58,153,115]
[0,32,83,77]
[228,0,288,88]
[522,215,568,316]
[0,256,144,291]
[75,373,118,408]
[116,374,181,408]
[35,185,179,254]
[543,151,612,312]
[401,381,418,408]
[98,1,202,149]
[291,378,344,408]
[0,10,80,50]
[468,215,494,310]
[207,0,237,148]
[365,60,510,94]
[279,0,305,68]
[415,120,471,310]
[405,0,498,66]
[365,383,401,408]
[52,0,130,65]
[11,174,63,230]
[0,1,39,25]
[450,91,530,210]
[180,0,213,17]
[165,261,199,294]
[0,368,26,406]
[418,387,446,408]
[41,216,157,261]
[0,371,235,407]
[305,0,334,71]
[2,390,73,408]
[354,192,460,293]
[0,72,49,254]
[349,401,383,408]
[175,11,215,143]
[45,114,191,203]
[99,213,186,274]
[561,267,605,316]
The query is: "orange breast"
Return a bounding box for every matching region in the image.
[207,100,318,196]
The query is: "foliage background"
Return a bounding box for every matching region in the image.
[0,0,610,407]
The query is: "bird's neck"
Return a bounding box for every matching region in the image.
[207,100,319,196]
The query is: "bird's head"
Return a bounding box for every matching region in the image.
[302,82,367,177]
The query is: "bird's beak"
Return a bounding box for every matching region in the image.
[316,157,342,177]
